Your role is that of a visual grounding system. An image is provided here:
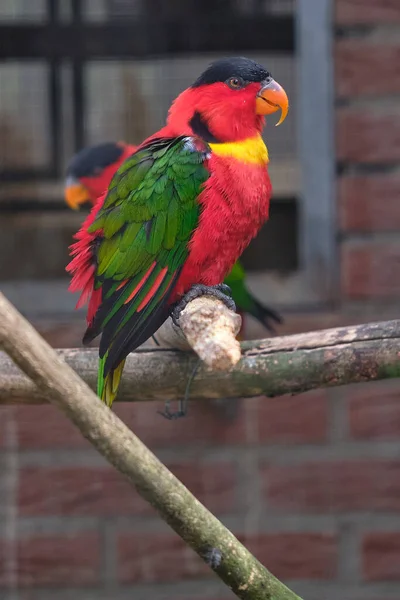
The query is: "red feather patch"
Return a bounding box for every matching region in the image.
[123,261,156,305]
[116,279,129,291]
[66,192,105,325]
[137,266,168,311]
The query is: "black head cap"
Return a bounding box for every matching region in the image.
[66,142,124,179]
[192,57,271,88]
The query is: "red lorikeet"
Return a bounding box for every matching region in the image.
[66,56,288,409]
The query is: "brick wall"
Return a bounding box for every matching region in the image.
[2,378,400,600]
[336,0,400,305]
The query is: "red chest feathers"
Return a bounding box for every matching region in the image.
[175,152,272,296]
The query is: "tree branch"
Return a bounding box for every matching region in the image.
[2,319,400,404]
[0,291,301,600]
[155,295,242,370]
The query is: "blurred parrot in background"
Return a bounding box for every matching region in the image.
[65,141,283,336]
[66,56,288,411]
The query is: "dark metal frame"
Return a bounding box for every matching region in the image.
[297,0,337,305]
[0,19,294,60]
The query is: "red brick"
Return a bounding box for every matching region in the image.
[341,242,400,299]
[13,533,100,587]
[255,391,328,444]
[116,393,327,449]
[10,391,329,449]
[115,400,247,447]
[336,42,400,98]
[348,381,400,439]
[337,110,400,163]
[18,462,236,517]
[265,461,400,512]
[336,0,400,24]
[15,400,243,450]
[240,533,337,580]
[118,533,209,583]
[338,174,400,231]
[363,533,400,580]
[0,407,12,449]
[14,405,90,449]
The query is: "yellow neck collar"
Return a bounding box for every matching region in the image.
[209,134,269,165]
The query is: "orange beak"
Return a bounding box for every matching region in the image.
[256,78,289,126]
[65,182,91,210]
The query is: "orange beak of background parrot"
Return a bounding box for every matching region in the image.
[256,78,289,126]
[65,183,90,210]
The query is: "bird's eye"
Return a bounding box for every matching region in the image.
[227,77,245,89]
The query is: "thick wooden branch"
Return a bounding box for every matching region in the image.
[2,319,400,404]
[0,292,300,600]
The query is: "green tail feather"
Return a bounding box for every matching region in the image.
[97,354,126,407]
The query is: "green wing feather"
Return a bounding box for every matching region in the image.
[86,136,210,406]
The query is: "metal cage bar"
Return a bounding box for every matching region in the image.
[297,0,337,304]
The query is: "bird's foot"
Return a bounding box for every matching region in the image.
[158,359,201,420]
[171,283,236,327]
[158,399,186,420]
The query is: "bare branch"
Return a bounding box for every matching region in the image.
[0,291,301,600]
[2,319,400,404]
[157,296,242,370]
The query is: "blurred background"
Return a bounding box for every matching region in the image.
[1,0,400,599]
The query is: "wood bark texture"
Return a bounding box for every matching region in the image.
[2,317,400,404]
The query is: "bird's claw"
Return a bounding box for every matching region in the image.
[158,400,186,420]
[171,283,236,327]
[158,359,201,421]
